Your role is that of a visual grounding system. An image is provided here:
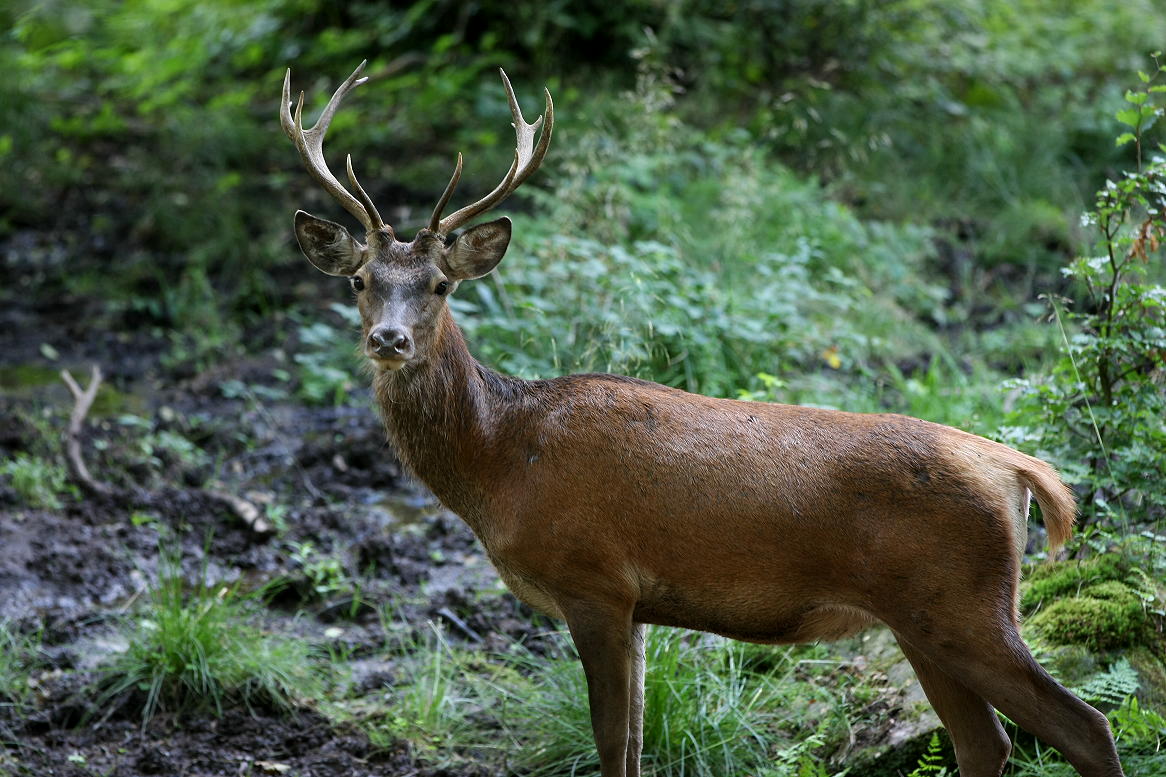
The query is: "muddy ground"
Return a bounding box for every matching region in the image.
[0,246,939,777]
[0,250,563,776]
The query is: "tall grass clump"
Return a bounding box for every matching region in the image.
[97,549,326,722]
[500,627,817,777]
[378,622,487,754]
[0,620,45,713]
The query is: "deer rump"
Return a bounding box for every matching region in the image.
[445,372,1065,644]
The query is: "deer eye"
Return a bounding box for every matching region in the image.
[434,280,450,296]
[350,276,365,292]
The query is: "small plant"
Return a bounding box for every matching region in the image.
[0,452,73,509]
[1074,658,1142,708]
[98,549,326,722]
[293,304,361,406]
[288,540,351,599]
[1109,695,1166,753]
[906,732,950,777]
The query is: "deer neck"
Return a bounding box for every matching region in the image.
[371,308,520,521]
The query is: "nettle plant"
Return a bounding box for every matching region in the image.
[1005,62,1166,529]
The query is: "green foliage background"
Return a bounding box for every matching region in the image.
[3,1,1166,774]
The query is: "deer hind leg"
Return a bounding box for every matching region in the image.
[893,615,1123,777]
[896,638,1011,777]
[564,602,639,777]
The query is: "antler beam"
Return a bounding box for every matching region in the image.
[429,69,554,234]
[281,61,387,235]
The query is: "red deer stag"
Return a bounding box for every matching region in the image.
[280,62,1124,777]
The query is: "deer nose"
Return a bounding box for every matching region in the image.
[368,326,413,360]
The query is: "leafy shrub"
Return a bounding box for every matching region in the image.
[1003,63,1166,528]
[455,59,946,400]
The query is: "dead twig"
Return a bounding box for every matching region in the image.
[59,365,271,535]
[60,365,114,498]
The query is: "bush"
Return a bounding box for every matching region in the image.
[1003,63,1166,528]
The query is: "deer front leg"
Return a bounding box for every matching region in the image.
[565,604,638,777]
[627,623,646,777]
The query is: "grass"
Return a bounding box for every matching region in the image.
[340,620,826,774]
[0,620,45,713]
[0,452,73,510]
[96,548,328,722]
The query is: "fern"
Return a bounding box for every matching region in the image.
[1074,658,1140,707]
[907,732,950,777]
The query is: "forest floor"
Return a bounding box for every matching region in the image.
[0,266,561,776]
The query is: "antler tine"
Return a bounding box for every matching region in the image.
[281,61,386,234]
[428,153,464,233]
[346,154,385,231]
[434,69,554,235]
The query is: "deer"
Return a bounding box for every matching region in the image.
[280,62,1124,777]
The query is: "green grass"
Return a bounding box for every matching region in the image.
[0,452,73,510]
[97,549,328,722]
[0,620,45,712]
[493,629,848,777]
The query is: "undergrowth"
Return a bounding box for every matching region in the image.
[97,548,327,722]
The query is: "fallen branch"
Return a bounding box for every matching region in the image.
[59,365,271,536]
[60,365,114,498]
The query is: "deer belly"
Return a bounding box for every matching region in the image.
[490,557,566,620]
[633,584,874,644]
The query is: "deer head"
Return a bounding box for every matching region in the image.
[281,62,553,370]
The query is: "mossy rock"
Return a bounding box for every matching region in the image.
[1027,581,1149,653]
[1020,554,1128,612]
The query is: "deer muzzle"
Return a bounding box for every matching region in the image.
[366,325,414,367]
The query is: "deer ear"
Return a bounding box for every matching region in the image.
[444,217,512,280]
[294,210,366,276]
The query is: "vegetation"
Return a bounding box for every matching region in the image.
[0,620,45,712]
[2,0,1166,774]
[96,549,327,722]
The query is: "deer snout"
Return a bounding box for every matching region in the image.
[367,326,414,363]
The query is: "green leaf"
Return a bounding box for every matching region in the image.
[1125,90,1148,105]
[1139,71,1151,83]
[1116,108,1141,127]
[1115,133,1136,147]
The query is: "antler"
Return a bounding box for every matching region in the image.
[281,61,387,235]
[429,69,554,235]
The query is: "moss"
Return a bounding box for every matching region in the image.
[1020,554,1128,612]
[1127,648,1166,709]
[1027,581,1149,653]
